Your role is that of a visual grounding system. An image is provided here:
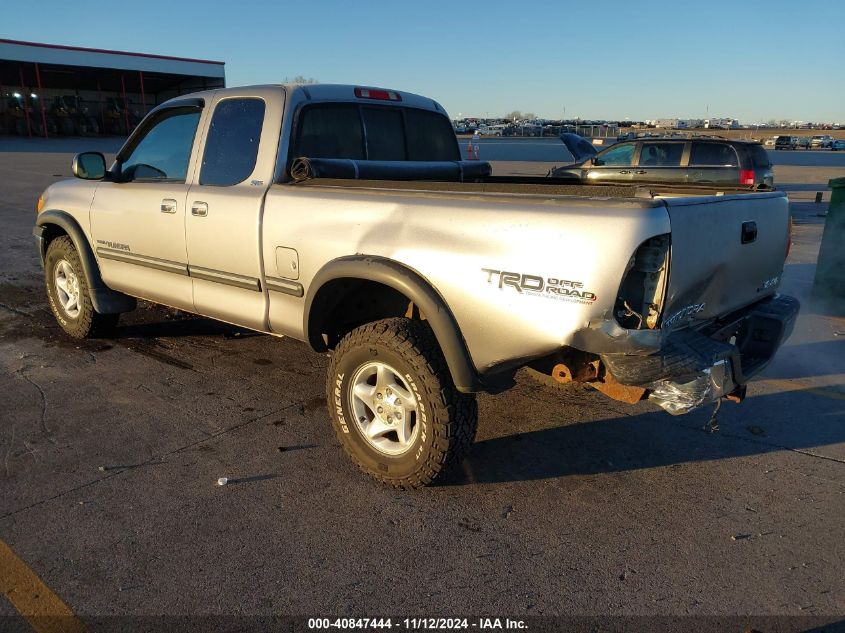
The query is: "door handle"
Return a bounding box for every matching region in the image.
[191,201,208,217]
[636,170,647,175]
[619,170,631,174]
[160,199,177,214]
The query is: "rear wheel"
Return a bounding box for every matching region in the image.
[326,317,477,488]
[45,236,118,339]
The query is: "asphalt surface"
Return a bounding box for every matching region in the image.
[0,141,843,632]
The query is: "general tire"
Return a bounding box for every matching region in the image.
[325,317,478,489]
[45,236,118,339]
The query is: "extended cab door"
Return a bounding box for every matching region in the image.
[185,87,285,331]
[90,100,205,311]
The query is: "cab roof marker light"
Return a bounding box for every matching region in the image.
[354,87,402,102]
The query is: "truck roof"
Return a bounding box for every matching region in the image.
[166,83,447,114]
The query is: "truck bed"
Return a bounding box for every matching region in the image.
[291,177,778,201]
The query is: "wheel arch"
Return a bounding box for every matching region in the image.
[34,210,136,314]
[304,256,483,393]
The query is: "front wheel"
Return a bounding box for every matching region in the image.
[45,236,118,339]
[326,318,478,489]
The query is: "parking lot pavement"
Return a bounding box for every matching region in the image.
[0,144,843,629]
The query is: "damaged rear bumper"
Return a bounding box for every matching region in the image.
[600,294,800,414]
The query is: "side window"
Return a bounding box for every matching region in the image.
[362,107,406,160]
[597,143,635,166]
[293,105,364,159]
[639,142,684,167]
[200,98,265,186]
[121,108,201,182]
[689,143,738,167]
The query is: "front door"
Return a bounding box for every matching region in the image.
[185,87,284,331]
[584,141,636,183]
[90,103,205,311]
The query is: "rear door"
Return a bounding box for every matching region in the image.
[661,192,790,329]
[633,141,687,183]
[686,141,740,185]
[185,87,284,331]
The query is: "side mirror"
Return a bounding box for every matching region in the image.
[72,152,106,180]
[592,157,604,166]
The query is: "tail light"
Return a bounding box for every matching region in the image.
[354,87,402,102]
[740,169,755,186]
[615,234,671,330]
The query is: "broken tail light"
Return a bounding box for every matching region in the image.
[615,234,671,330]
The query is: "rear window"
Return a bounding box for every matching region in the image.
[405,109,460,161]
[362,107,406,160]
[689,142,738,167]
[639,142,684,167]
[294,104,365,159]
[292,104,459,163]
[746,144,772,168]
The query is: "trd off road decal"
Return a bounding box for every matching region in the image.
[482,268,597,304]
[96,239,130,251]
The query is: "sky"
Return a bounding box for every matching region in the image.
[4,0,844,123]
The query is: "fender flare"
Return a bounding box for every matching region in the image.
[34,210,136,314]
[304,255,483,393]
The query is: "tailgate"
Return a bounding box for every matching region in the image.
[661,191,789,329]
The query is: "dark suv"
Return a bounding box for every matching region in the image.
[775,136,798,150]
[551,137,774,188]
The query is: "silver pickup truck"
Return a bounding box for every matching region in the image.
[33,83,799,488]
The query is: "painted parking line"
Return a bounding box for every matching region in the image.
[0,539,87,633]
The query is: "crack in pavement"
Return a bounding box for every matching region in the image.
[14,367,55,443]
[0,398,308,522]
[0,302,34,317]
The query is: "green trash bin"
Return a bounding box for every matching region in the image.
[811,176,845,313]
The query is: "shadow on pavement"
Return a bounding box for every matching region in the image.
[449,386,845,486]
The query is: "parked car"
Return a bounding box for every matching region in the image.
[831,139,845,151]
[775,135,797,150]
[810,135,833,148]
[550,136,773,188]
[796,137,811,149]
[34,83,797,488]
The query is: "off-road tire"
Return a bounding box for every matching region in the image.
[45,236,118,339]
[326,317,478,489]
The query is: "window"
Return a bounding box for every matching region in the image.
[199,98,265,186]
[293,104,364,159]
[362,107,406,160]
[121,108,201,182]
[597,142,635,166]
[747,144,772,169]
[291,104,460,163]
[638,142,683,167]
[404,109,460,161]
[689,143,738,167]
